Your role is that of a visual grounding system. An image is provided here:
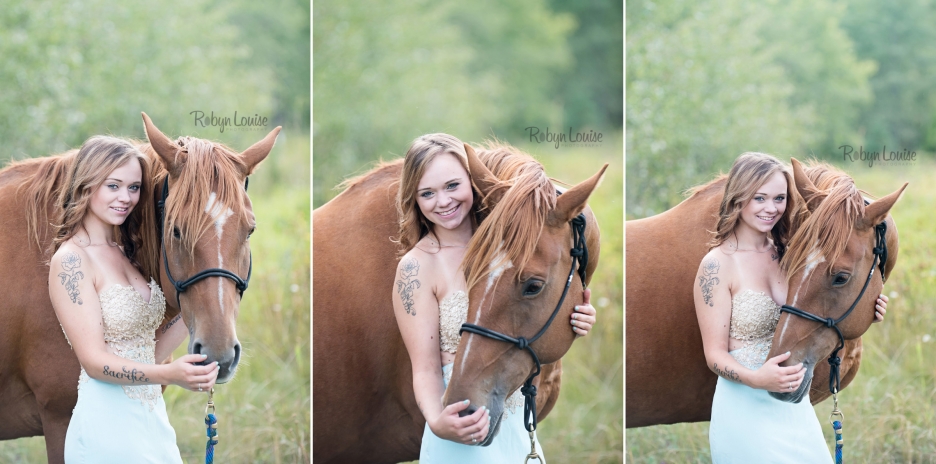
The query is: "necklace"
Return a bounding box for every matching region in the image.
[727,240,773,253]
[428,240,468,249]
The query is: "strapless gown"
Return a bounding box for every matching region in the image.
[709,289,832,464]
[419,291,546,463]
[63,280,183,463]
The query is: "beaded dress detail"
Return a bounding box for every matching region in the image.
[64,279,167,411]
[438,291,523,416]
[727,289,781,370]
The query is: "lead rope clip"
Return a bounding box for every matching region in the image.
[524,430,543,463]
[205,388,218,464]
[829,391,844,464]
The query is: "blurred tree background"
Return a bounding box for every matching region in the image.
[626,0,936,218]
[312,0,622,207]
[0,0,309,158]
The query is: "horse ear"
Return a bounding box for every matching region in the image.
[241,126,282,175]
[554,164,608,223]
[142,112,185,175]
[465,143,506,206]
[861,183,908,229]
[791,158,821,212]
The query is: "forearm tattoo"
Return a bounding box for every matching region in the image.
[58,252,84,305]
[161,314,182,334]
[713,363,740,382]
[103,365,150,384]
[396,257,421,316]
[699,257,720,307]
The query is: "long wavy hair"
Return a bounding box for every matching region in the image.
[50,136,159,281]
[707,152,800,258]
[394,133,482,254]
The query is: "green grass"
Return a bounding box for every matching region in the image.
[0,132,310,463]
[626,157,936,462]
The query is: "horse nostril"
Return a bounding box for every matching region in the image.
[192,341,205,363]
[232,343,241,367]
[458,405,477,418]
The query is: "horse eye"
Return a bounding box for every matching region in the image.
[832,273,850,287]
[522,279,545,297]
[172,227,181,239]
[247,227,256,239]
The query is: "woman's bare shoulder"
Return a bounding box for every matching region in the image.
[51,242,92,272]
[698,247,738,278]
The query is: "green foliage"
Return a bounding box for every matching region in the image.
[626,0,874,217]
[549,0,623,130]
[839,0,936,152]
[0,0,275,160]
[312,0,620,208]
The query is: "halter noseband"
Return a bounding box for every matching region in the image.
[157,177,253,309]
[779,210,887,395]
[459,208,588,434]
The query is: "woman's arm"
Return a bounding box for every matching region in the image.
[155,313,187,364]
[392,253,489,445]
[693,252,804,392]
[50,247,217,391]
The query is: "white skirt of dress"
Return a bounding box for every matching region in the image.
[710,376,833,464]
[64,376,182,464]
[419,363,545,464]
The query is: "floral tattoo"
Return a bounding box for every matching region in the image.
[699,257,720,307]
[59,252,84,305]
[396,257,421,316]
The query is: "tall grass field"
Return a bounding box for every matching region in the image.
[626,157,936,463]
[0,131,311,463]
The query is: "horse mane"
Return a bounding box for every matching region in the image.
[149,137,249,255]
[3,152,78,250]
[462,141,556,290]
[335,158,404,192]
[781,162,866,280]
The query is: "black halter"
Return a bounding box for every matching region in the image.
[157,177,253,309]
[779,212,887,395]
[459,211,588,433]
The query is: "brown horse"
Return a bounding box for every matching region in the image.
[768,159,905,403]
[312,143,604,463]
[626,160,900,427]
[0,113,278,462]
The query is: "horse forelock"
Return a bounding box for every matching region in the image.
[155,137,249,255]
[782,168,865,281]
[463,144,556,291]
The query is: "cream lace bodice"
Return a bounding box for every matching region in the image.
[438,290,523,415]
[728,289,781,370]
[64,279,167,410]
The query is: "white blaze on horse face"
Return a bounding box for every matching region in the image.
[779,244,825,343]
[205,192,234,314]
[461,244,512,373]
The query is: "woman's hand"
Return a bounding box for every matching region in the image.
[165,354,220,392]
[752,351,805,393]
[571,288,597,337]
[428,399,490,446]
[872,294,889,323]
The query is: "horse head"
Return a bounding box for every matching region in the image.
[442,143,606,444]
[768,158,906,403]
[141,112,280,383]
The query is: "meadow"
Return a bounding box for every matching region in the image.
[626,157,936,463]
[0,132,311,463]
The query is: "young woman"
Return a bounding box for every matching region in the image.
[391,133,597,462]
[49,136,219,462]
[693,152,888,462]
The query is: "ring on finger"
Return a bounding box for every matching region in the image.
[198,383,203,392]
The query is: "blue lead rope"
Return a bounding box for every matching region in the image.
[833,420,843,464]
[205,388,218,464]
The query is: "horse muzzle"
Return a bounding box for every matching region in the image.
[192,338,242,384]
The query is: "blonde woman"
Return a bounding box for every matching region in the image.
[694,153,888,462]
[391,133,597,462]
[50,136,218,462]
